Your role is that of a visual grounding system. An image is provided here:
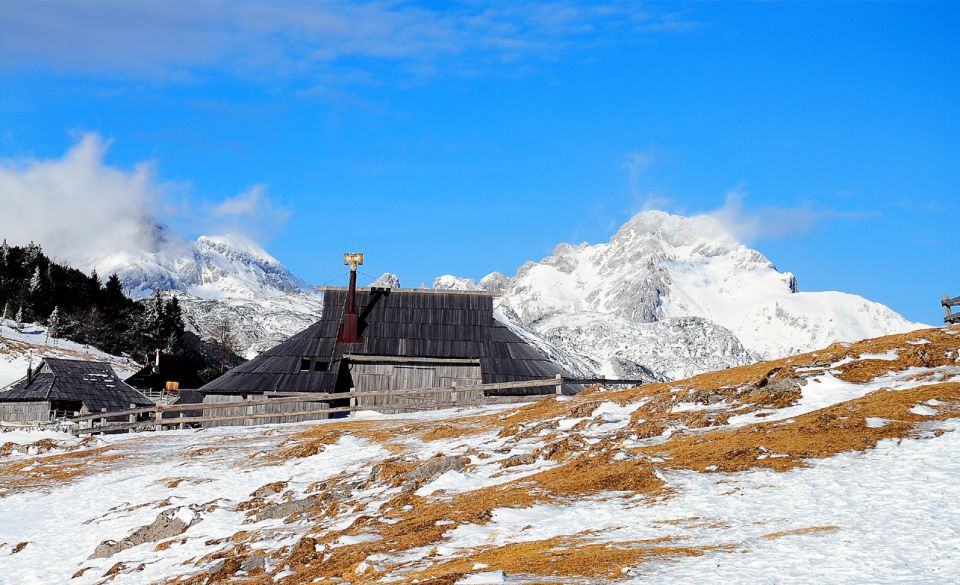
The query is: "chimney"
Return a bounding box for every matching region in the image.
[338,252,364,344]
[26,364,32,386]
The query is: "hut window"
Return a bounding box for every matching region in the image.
[314,361,329,372]
[299,358,311,372]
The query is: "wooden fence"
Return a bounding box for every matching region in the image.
[944,294,960,325]
[68,376,644,435]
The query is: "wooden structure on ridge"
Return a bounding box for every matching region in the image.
[944,294,960,325]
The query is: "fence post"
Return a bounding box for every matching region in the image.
[451,381,458,404]
[99,408,107,435]
[155,408,163,432]
[555,374,563,396]
[128,403,136,433]
[179,412,185,430]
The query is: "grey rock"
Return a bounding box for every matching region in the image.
[254,495,321,522]
[401,455,469,492]
[240,554,266,573]
[91,507,201,559]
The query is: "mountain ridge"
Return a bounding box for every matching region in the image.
[435,210,923,380]
[79,210,923,374]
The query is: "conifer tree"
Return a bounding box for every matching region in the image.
[47,306,61,344]
[14,304,25,332]
[137,290,166,358]
[162,296,185,352]
[29,266,41,292]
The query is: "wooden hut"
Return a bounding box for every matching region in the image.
[0,358,153,425]
[125,352,204,404]
[199,286,574,421]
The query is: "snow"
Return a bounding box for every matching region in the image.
[414,470,475,496]
[441,421,960,584]
[865,417,888,428]
[729,364,960,427]
[456,570,509,583]
[1,363,959,584]
[858,349,899,361]
[0,318,139,388]
[0,428,78,445]
[0,425,388,584]
[909,405,937,416]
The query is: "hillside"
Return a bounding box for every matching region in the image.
[2,326,958,584]
[0,318,138,387]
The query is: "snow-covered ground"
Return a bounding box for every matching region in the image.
[0,318,139,388]
[1,326,957,584]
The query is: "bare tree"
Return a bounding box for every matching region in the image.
[207,316,239,373]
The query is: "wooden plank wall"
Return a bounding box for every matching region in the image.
[200,393,330,428]
[349,362,484,414]
[0,401,51,424]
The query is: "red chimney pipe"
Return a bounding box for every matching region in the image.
[338,252,363,343]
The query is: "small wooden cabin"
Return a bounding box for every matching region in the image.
[125,352,204,404]
[0,358,153,425]
[198,286,573,423]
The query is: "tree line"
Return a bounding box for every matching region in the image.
[0,240,188,362]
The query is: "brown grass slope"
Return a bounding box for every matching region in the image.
[159,325,960,585]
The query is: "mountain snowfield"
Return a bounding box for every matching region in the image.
[83,226,323,359]
[2,326,958,583]
[436,211,924,380]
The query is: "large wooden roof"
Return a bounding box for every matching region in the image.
[0,358,153,412]
[201,288,569,395]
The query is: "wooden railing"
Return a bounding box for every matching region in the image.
[68,376,645,435]
[944,294,960,325]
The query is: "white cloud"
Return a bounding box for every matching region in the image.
[0,1,699,85]
[207,184,289,242]
[623,150,673,213]
[706,185,871,243]
[0,134,287,270]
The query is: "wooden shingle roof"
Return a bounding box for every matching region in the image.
[201,288,570,395]
[0,358,153,412]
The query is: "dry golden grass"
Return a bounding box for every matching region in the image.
[763,525,839,539]
[650,382,960,473]
[0,446,124,496]
[399,535,725,585]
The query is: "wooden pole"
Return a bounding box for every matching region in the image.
[155,408,163,432]
[128,403,136,433]
[555,373,563,396]
[99,408,107,435]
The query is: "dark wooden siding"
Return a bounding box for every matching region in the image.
[200,288,570,397]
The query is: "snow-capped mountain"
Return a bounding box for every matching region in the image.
[86,210,921,377]
[436,210,923,380]
[84,226,322,359]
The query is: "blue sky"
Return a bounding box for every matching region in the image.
[0,1,956,323]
